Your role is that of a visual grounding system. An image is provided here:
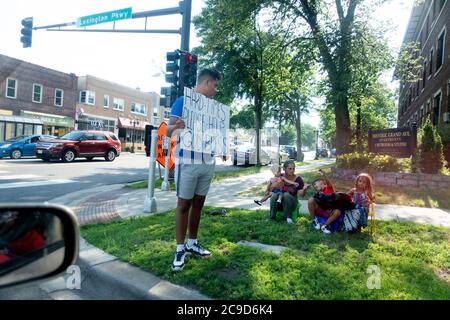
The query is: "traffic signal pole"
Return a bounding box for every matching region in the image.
[29,1,191,51]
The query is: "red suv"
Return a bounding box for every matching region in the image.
[36,130,121,162]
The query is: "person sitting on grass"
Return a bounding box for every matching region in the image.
[347,173,375,209]
[254,163,300,206]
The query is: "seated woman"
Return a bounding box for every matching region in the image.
[268,160,309,224]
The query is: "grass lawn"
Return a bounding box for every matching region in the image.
[81,206,450,300]
[239,166,450,209]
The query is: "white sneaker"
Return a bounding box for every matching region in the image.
[172,249,188,271]
[185,242,212,258]
[314,218,321,230]
[286,218,293,224]
[321,225,331,234]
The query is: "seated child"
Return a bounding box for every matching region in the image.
[347,173,375,208]
[254,163,299,206]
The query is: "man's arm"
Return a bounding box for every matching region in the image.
[166,117,185,138]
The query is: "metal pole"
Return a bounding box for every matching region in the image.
[314,130,319,160]
[180,0,192,51]
[144,129,158,213]
[161,136,171,191]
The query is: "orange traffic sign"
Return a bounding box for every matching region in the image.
[156,122,176,170]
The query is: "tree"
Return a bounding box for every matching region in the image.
[230,104,256,129]
[272,0,395,155]
[194,0,313,165]
[417,117,445,174]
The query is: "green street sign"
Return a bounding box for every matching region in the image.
[77,7,132,27]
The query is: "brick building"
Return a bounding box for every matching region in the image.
[76,75,163,152]
[0,54,77,140]
[397,0,449,128]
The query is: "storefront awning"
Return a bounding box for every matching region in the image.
[117,117,148,130]
[0,115,43,125]
[20,110,75,127]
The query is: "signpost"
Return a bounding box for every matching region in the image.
[156,122,176,171]
[77,7,132,27]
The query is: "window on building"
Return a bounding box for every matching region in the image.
[54,89,63,107]
[429,49,434,77]
[32,84,43,103]
[422,62,426,88]
[436,29,445,72]
[433,92,442,125]
[131,102,147,115]
[104,95,110,108]
[6,78,17,99]
[164,110,170,119]
[113,98,124,111]
[79,90,96,105]
[153,106,159,117]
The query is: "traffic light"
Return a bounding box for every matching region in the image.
[160,51,180,107]
[20,17,33,48]
[178,52,198,97]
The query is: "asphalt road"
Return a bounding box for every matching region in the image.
[0,152,242,203]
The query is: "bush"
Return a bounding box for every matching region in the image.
[417,118,445,174]
[337,152,403,172]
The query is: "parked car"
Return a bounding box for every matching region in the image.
[231,144,271,166]
[316,148,329,158]
[330,148,336,157]
[35,130,121,162]
[281,145,298,160]
[0,134,56,159]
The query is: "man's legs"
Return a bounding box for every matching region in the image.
[188,194,206,240]
[175,198,192,244]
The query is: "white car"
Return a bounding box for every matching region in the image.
[231,144,271,166]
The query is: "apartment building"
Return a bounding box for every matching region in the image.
[0,54,77,141]
[76,75,163,152]
[397,0,449,128]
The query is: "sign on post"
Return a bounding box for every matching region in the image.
[179,87,230,156]
[368,127,417,158]
[77,7,132,28]
[156,122,176,170]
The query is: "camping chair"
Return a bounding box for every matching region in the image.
[368,203,376,234]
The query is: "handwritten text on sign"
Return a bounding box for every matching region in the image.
[180,87,230,156]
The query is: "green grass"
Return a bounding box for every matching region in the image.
[81,206,450,300]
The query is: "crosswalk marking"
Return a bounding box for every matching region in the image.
[0,179,75,189]
[0,174,40,180]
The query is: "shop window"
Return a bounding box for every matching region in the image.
[55,89,64,107]
[0,122,4,141]
[6,78,17,99]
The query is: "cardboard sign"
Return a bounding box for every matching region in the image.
[156,122,176,170]
[179,87,230,156]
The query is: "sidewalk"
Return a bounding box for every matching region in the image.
[49,160,450,299]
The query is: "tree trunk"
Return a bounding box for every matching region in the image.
[334,90,352,155]
[295,103,303,161]
[356,99,362,153]
[254,87,263,166]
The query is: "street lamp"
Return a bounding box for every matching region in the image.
[314,129,319,160]
[130,119,140,153]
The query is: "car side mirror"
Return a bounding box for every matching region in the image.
[0,204,79,289]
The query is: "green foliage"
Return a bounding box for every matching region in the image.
[337,152,404,172]
[81,207,450,300]
[394,42,424,83]
[230,104,256,129]
[437,123,450,144]
[417,118,445,174]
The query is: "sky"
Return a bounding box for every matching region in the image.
[0,0,415,128]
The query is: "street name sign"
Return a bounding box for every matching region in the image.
[77,7,132,27]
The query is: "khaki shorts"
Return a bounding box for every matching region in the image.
[175,161,215,200]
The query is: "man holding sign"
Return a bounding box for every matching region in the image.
[166,68,226,271]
